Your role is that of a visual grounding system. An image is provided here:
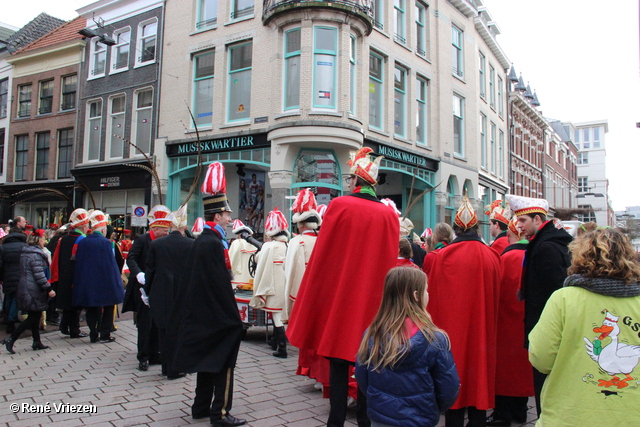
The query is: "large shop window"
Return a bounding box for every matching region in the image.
[134,89,153,154]
[284,29,301,110]
[349,35,356,115]
[394,64,407,138]
[193,50,215,127]
[108,94,126,159]
[57,129,73,179]
[86,100,102,162]
[293,150,341,205]
[227,42,252,122]
[369,52,384,129]
[15,135,28,181]
[197,0,218,30]
[313,27,337,110]
[35,132,50,180]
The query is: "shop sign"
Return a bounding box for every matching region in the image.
[365,141,439,172]
[167,133,269,157]
[100,176,120,188]
[131,205,148,227]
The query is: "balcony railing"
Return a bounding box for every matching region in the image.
[231,6,254,20]
[263,0,374,33]
[196,17,218,30]
[394,33,406,45]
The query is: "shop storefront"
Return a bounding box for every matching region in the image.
[0,180,75,229]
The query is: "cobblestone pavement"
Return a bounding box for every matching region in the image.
[0,316,539,426]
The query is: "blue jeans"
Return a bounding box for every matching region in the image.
[4,293,18,323]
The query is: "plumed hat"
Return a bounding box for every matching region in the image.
[191,217,205,236]
[454,195,478,229]
[400,217,414,237]
[169,204,188,229]
[317,204,327,219]
[347,147,383,186]
[290,188,322,227]
[264,207,289,238]
[505,194,549,216]
[232,219,253,235]
[484,200,511,225]
[149,205,172,228]
[69,208,90,228]
[508,216,525,239]
[421,228,433,239]
[123,229,131,236]
[380,198,401,216]
[202,162,232,214]
[89,210,109,230]
[412,232,422,244]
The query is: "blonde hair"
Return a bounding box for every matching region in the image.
[568,228,640,283]
[433,223,453,245]
[357,267,448,372]
[577,221,598,236]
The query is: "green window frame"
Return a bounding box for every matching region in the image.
[369,51,384,129]
[349,34,356,115]
[284,28,301,111]
[197,0,218,30]
[394,0,406,44]
[312,26,337,110]
[480,113,487,168]
[452,25,463,77]
[416,76,427,146]
[394,64,407,138]
[193,50,215,127]
[415,2,426,56]
[227,42,252,123]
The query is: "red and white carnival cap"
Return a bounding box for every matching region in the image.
[264,207,289,237]
[484,200,511,225]
[89,210,109,230]
[149,205,172,228]
[506,194,549,217]
[232,219,253,235]
[421,228,433,239]
[317,204,327,218]
[454,195,478,229]
[69,208,90,228]
[201,162,232,214]
[290,188,322,228]
[191,217,205,236]
[347,147,383,185]
[380,198,401,216]
[508,216,525,239]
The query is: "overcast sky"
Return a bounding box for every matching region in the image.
[3,0,638,210]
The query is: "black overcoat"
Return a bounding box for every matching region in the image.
[0,232,28,295]
[144,231,194,329]
[54,231,82,310]
[122,232,153,313]
[167,228,243,374]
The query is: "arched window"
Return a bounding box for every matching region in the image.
[293,150,341,205]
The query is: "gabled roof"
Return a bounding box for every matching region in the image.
[16,16,86,54]
[548,120,570,142]
[1,13,65,53]
[0,22,17,43]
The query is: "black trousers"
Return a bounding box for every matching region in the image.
[492,395,529,423]
[59,308,81,335]
[445,407,486,427]
[136,303,160,363]
[532,367,547,418]
[327,358,370,427]
[11,310,42,344]
[193,369,235,421]
[85,306,114,340]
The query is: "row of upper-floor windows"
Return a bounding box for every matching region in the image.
[84,88,153,163]
[573,127,602,149]
[478,51,504,117]
[13,129,74,182]
[8,75,77,119]
[479,113,506,178]
[88,18,158,79]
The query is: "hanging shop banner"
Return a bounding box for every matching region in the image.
[167,132,269,157]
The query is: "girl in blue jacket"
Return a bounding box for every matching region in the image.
[356,267,460,427]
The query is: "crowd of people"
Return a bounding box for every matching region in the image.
[1,148,639,427]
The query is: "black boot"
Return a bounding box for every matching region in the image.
[6,322,15,334]
[272,326,287,358]
[3,337,15,354]
[267,334,277,351]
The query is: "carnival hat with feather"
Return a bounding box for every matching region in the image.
[317,204,327,219]
[484,200,511,225]
[290,188,322,229]
[191,217,205,236]
[232,219,253,235]
[508,215,525,239]
[168,204,188,229]
[454,195,478,229]
[264,207,289,238]
[202,162,233,214]
[149,205,172,228]
[347,147,384,185]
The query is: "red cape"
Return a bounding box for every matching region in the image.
[287,193,399,363]
[490,233,509,255]
[427,236,501,410]
[495,244,534,397]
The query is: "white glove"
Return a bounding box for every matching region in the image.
[140,288,150,307]
[136,272,146,285]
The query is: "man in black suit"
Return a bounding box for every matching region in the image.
[168,162,246,427]
[123,205,171,371]
[144,205,193,379]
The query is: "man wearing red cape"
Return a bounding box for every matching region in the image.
[486,200,510,255]
[487,216,534,426]
[427,195,502,427]
[287,147,399,427]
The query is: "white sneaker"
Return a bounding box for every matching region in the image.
[314,382,323,391]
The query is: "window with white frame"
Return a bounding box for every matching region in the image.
[86,100,102,161]
[416,77,427,146]
[578,152,588,164]
[394,0,406,44]
[57,129,73,179]
[227,42,252,122]
[133,89,153,154]
[497,76,503,117]
[18,84,32,118]
[489,65,495,108]
[373,0,384,30]
[15,135,28,181]
[137,19,157,66]
[453,94,464,156]
[197,0,218,30]
[349,35,356,115]
[578,176,588,192]
[415,2,426,56]
[452,26,463,77]
[108,95,126,159]
[479,52,485,98]
[90,39,106,77]
[231,0,254,20]
[38,80,54,115]
[369,52,384,129]
[0,78,8,118]
[111,28,130,72]
[593,127,600,147]
[394,64,407,138]
[313,27,337,110]
[490,122,496,173]
[35,132,50,180]
[578,205,596,222]
[499,130,504,178]
[61,75,77,111]
[480,113,487,168]
[193,50,215,126]
[574,129,580,144]
[284,29,301,111]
